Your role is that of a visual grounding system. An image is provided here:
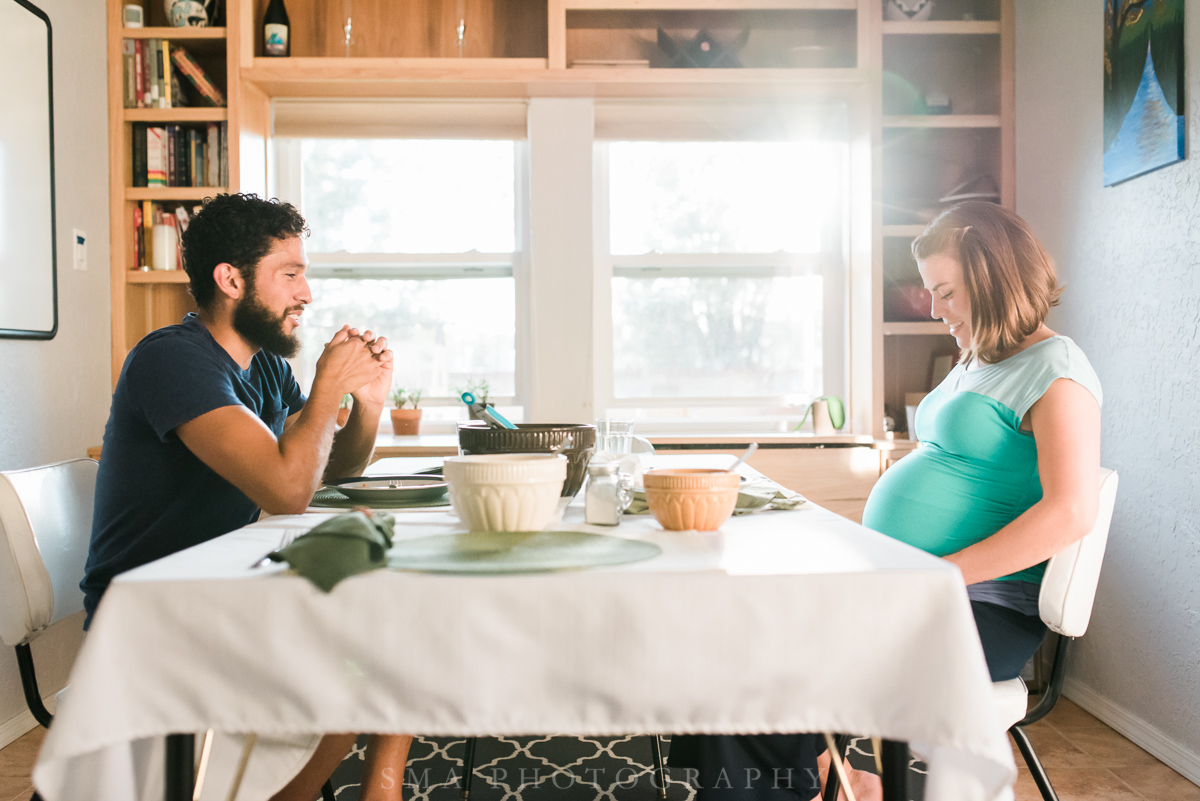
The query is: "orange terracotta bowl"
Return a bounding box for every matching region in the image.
[643,469,740,531]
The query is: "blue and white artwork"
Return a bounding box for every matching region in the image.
[1103,0,1185,187]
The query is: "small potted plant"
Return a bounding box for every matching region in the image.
[456,378,491,421]
[337,394,352,427]
[389,388,423,436]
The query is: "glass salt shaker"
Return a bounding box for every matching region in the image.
[585,462,631,526]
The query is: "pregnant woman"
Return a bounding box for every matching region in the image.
[670,201,1102,800]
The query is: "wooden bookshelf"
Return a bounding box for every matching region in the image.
[122,26,226,39]
[107,0,258,384]
[875,0,1013,433]
[126,271,191,283]
[124,107,228,122]
[124,187,227,201]
[882,322,949,336]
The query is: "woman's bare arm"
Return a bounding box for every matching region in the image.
[943,377,1101,584]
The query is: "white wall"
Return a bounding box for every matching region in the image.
[1015,0,1200,781]
[0,0,108,742]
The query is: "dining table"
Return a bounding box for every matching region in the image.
[32,454,1016,801]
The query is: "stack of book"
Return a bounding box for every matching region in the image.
[133,203,200,271]
[121,40,225,109]
[131,122,227,188]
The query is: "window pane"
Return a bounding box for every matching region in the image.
[609,141,842,255]
[301,139,516,254]
[296,277,515,399]
[612,275,823,398]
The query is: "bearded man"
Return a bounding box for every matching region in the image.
[82,193,409,801]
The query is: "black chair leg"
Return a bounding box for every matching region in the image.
[650,735,668,799]
[15,645,53,729]
[164,733,194,801]
[321,778,337,800]
[1011,725,1060,801]
[822,734,853,801]
[460,737,478,801]
[879,740,908,801]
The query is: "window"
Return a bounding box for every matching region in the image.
[599,139,847,424]
[277,138,519,427]
[273,98,855,434]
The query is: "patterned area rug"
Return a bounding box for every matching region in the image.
[326,734,928,800]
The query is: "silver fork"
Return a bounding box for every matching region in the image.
[250,528,305,569]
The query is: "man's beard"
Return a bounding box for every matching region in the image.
[232,288,301,358]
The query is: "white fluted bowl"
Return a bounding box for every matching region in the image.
[443,454,568,532]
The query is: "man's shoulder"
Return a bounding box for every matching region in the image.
[127,318,220,371]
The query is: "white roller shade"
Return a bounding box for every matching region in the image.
[594,99,846,141]
[272,99,529,139]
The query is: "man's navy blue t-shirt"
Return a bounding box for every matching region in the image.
[82,313,305,626]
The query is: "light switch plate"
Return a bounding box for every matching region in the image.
[73,229,87,271]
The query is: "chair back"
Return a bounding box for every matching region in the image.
[1038,468,1118,637]
[0,459,98,646]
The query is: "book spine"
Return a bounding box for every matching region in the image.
[171,215,183,270]
[166,125,175,187]
[142,200,154,269]
[177,126,186,187]
[134,39,145,108]
[147,39,159,107]
[196,130,206,189]
[131,123,148,188]
[147,127,167,187]
[161,40,172,108]
[122,40,135,108]
[132,205,143,269]
[170,47,226,107]
[193,129,202,188]
[218,123,227,188]
[206,123,219,187]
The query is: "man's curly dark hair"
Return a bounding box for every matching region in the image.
[181,193,309,308]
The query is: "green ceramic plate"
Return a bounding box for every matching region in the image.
[387,530,662,574]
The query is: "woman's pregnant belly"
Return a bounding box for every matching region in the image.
[862,446,1027,557]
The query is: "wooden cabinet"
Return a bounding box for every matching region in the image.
[875,0,1013,434]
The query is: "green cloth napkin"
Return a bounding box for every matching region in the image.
[625,479,809,516]
[268,511,395,592]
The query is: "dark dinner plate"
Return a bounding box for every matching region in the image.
[324,474,448,504]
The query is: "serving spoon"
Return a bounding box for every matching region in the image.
[728,442,758,474]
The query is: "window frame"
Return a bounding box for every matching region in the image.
[273,137,526,414]
[592,140,848,424]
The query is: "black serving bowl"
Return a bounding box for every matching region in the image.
[457,423,596,498]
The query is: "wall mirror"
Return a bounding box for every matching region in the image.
[0,0,57,339]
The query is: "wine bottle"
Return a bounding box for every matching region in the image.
[263,0,289,57]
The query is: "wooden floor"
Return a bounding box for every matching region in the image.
[2,697,1197,800]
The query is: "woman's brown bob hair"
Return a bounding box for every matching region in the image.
[912,201,1062,365]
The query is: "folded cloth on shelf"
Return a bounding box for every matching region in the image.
[625,479,808,516]
[268,510,394,592]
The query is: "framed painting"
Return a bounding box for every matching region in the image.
[1104,0,1185,186]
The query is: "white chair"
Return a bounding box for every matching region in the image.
[995,467,1120,801]
[0,458,98,728]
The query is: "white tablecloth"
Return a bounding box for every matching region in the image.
[34,456,1015,800]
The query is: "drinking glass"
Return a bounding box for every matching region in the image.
[594,419,635,456]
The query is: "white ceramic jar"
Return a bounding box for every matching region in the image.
[442,454,567,532]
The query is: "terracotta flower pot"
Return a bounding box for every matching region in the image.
[390,408,422,436]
